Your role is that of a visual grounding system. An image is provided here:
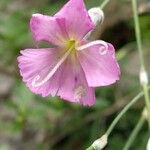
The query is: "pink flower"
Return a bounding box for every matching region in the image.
[18,0,120,106]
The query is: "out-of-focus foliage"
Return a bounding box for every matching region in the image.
[0,0,150,150]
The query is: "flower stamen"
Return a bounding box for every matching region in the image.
[76,40,108,51]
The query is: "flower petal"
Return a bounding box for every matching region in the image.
[18,48,64,97]
[18,48,95,106]
[78,42,120,87]
[57,59,96,106]
[55,0,95,40]
[30,14,69,46]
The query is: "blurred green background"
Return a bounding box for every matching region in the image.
[0,0,150,149]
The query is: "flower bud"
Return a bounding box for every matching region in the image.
[88,7,104,26]
[85,7,104,39]
[139,68,149,85]
[92,134,108,150]
[142,108,148,120]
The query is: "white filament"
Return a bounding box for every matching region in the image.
[32,46,73,87]
[99,47,107,55]
[76,40,108,51]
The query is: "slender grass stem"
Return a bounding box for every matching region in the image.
[131,0,150,130]
[131,0,144,66]
[122,112,145,150]
[100,0,111,9]
[106,91,143,136]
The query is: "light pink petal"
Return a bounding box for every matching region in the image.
[78,42,120,87]
[57,59,96,106]
[55,0,95,40]
[17,48,95,106]
[17,48,64,97]
[30,14,69,46]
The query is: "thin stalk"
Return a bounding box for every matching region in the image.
[106,91,143,136]
[131,0,144,66]
[132,0,150,129]
[123,113,145,150]
[100,0,111,9]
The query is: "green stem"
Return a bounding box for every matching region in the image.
[100,0,110,9]
[123,113,145,150]
[106,91,143,136]
[131,0,144,66]
[86,146,94,150]
[132,0,150,129]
